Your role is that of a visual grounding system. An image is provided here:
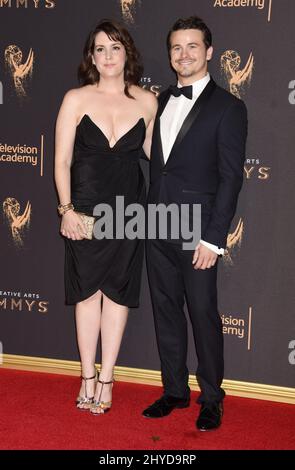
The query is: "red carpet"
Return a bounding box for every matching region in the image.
[0,368,294,450]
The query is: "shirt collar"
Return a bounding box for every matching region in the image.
[177,73,210,98]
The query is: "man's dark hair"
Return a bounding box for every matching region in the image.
[167,16,212,51]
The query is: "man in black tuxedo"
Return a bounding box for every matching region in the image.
[143,16,247,430]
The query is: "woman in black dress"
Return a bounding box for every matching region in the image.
[54,19,157,414]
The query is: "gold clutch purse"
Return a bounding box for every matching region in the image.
[75,212,95,240]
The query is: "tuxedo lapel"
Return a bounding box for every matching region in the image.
[154,90,171,166]
[153,119,164,166]
[166,79,216,165]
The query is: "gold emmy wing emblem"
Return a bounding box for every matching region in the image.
[224,218,244,265]
[4,45,34,97]
[3,197,31,246]
[120,0,138,23]
[221,50,254,99]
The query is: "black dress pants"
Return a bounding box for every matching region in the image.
[146,238,225,403]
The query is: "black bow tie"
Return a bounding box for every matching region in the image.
[169,84,193,100]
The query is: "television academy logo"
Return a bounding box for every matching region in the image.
[3,197,31,246]
[213,0,273,22]
[221,50,254,99]
[221,306,253,350]
[0,137,45,175]
[5,44,34,97]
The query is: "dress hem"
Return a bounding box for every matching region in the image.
[65,286,139,308]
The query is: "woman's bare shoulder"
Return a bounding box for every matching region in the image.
[62,85,94,105]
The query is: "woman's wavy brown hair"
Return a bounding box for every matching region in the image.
[78,19,143,99]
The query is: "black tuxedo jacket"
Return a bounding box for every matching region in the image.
[148,78,248,249]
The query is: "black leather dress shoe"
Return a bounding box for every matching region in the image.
[142,395,190,418]
[196,401,223,431]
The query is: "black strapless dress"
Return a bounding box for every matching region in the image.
[64,114,146,307]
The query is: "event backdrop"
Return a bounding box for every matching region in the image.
[0,0,294,389]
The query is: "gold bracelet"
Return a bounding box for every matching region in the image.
[57,202,74,216]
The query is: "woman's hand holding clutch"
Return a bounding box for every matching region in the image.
[60,210,88,240]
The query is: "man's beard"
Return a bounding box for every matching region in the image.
[176,61,196,78]
[178,69,195,78]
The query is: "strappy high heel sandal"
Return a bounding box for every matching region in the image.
[90,377,114,415]
[76,369,98,410]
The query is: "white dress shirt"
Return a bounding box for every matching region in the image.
[160,73,224,255]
